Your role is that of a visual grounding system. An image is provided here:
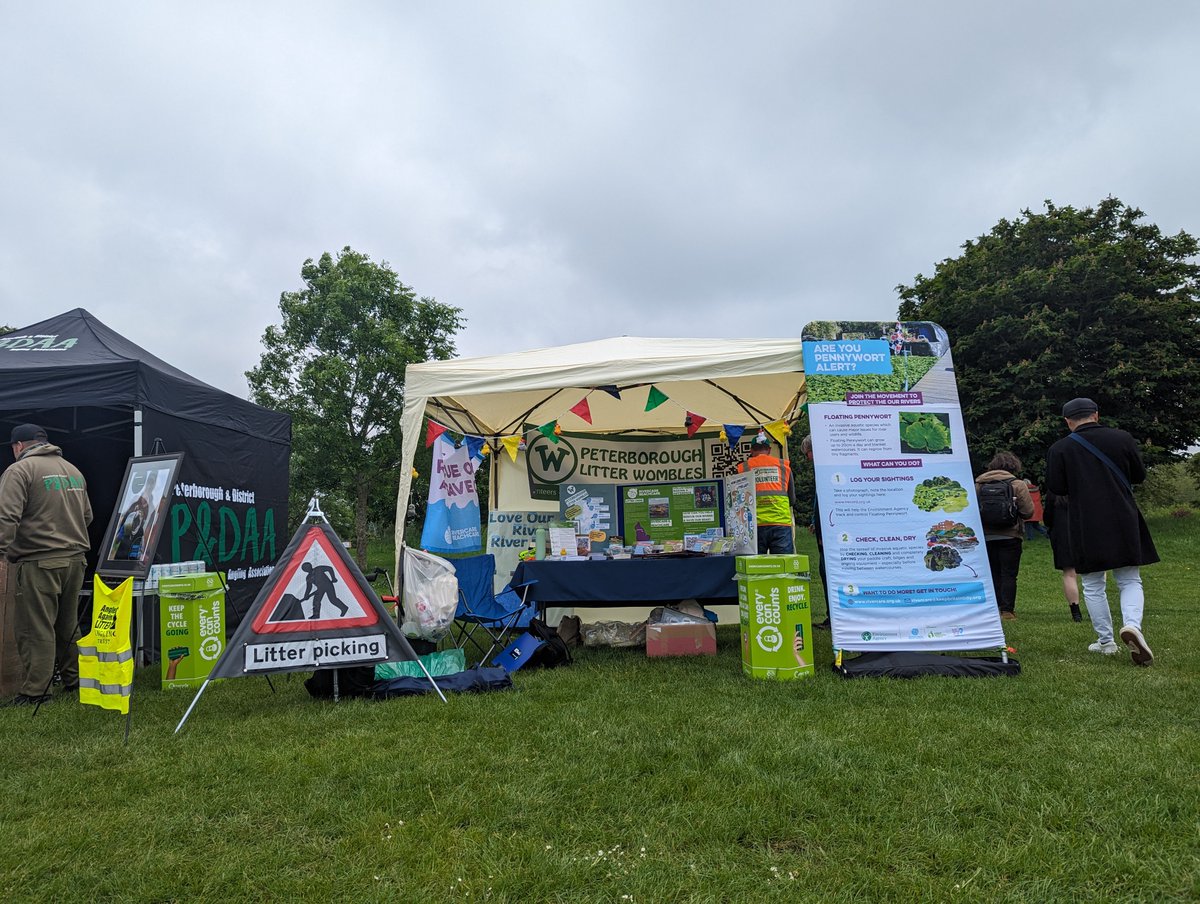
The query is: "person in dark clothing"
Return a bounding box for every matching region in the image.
[0,424,92,705]
[1042,490,1083,622]
[1045,398,1158,665]
[975,452,1035,621]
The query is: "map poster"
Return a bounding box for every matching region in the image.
[802,320,1005,652]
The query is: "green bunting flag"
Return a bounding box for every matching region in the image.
[537,421,560,444]
[645,386,669,412]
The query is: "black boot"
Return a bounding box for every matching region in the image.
[1070,603,1083,623]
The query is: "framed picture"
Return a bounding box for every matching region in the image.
[96,453,184,579]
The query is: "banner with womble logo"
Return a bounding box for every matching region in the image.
[524,430,756,502]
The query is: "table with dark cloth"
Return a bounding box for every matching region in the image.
[511,556,738,615]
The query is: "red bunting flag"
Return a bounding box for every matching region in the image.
[425,421,448,447]
[685,412,706,438]
[570,398,593,424]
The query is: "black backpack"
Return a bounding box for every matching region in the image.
[526,618,572,669]
[978,478,1021,529]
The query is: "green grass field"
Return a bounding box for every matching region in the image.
[2,515,1197,902]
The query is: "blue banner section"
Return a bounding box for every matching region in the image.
[802,339,892,375]
[836,582,987,609]
[421,436,483,553]
[421,498,482,553]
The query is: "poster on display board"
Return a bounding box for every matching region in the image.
[619,479,724,545]
[801,320,1005,652]
[722,470,757,555]
[558,483,618,541]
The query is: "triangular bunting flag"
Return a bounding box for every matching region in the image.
[597,385,621,399]
[685,412,706,438]
[645,386,669,412]
[570,398,593,424]
[501,435,522,462]
[537,421,560,444]
[723,424,746,450]
[764,419,791,447]
[425,421,448,448]
[464,435,486,461]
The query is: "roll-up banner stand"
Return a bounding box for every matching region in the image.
[801,321,1008,659]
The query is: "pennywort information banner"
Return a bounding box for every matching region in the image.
[801,321,1005,652]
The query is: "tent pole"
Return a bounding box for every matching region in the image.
[133,408,143,457]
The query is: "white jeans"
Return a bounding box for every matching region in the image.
[1080,567,1144,643]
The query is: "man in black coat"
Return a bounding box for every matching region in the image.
[1045,398,1158,666]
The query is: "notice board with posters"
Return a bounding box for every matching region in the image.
[619,479,724,545]
[801,320,1005,653]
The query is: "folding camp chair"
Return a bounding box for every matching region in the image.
[450,555,537,667]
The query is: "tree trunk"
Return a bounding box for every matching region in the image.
[355,477,370,569]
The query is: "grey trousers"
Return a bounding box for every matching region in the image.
[13,555,86,696]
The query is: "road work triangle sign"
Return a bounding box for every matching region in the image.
[252,526,375,632]
[208,521,424,679]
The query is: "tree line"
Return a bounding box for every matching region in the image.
[250,198,1200,561]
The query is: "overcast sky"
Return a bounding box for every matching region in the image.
[2,2,1197,398]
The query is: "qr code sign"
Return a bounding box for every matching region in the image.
[708,439,756,476]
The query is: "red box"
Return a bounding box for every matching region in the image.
[646,622,717,657]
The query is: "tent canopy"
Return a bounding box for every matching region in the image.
[1,308,291,623]
[396,336,807,544]
[0,308,290,441]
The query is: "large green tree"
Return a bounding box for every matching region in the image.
[896,198,1200,481]
[247,247,463,564]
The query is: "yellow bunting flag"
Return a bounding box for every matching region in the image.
[501,435,522,462]
[764,419,791,447]
[78,575,135,714]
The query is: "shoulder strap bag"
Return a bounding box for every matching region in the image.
[1068,432,1133,493]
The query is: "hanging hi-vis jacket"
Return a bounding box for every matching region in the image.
[736,453,794,526]
[78,575,134,714]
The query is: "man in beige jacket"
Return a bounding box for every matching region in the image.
[0,424,92,706]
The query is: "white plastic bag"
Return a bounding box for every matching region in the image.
[401,548,459,642]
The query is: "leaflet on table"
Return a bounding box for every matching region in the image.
[802,320,1005,652]
[558,483,617,539]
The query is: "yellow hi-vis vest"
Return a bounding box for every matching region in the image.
[78,575,134,714]
[737,453,794,526]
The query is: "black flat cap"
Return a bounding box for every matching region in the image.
[1062,398,1099,419]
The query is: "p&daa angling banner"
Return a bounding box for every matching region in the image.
[801,320,1005,652]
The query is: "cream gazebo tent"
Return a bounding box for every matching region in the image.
[395,336,807,554]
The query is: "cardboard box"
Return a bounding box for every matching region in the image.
[646,621,717,657]
[159,573,225,689]
[734,553,809,576]
[737,573,814,680]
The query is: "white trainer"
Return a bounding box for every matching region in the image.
[1088,640,1120,655]
[1119,625,1154,666]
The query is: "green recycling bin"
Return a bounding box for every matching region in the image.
[159,572,225,689]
